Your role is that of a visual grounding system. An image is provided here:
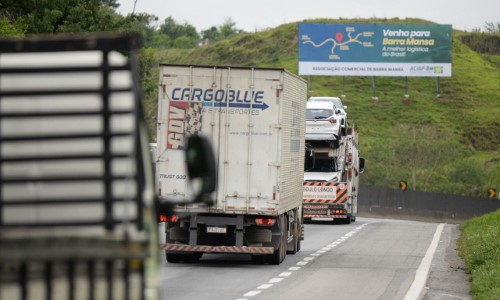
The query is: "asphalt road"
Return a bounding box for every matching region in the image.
[159,218,470,300]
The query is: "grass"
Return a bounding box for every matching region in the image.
[458,210,500,299]
[143,18,500,197]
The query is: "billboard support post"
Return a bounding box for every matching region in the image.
[372,76,378,100]
[405,76,409,98]
[341,76,346,98]
[436,77,441,98]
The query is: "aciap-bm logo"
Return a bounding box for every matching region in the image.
[434,66,444,74]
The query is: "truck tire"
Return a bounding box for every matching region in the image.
[266,216,286,265]
[166,253,181,263]
[287,213,301,255]
[296,223,302,252]
[166,252,202,263]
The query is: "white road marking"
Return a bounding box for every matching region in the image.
[236,222,372,300]
[243,290,261,297]
[404,223,445,300]
[257,284,273,289]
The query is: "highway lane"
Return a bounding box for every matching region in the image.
[158,218,457,300]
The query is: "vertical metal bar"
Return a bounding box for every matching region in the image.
[235,215,244,246]
[189,214,198,246]
[45,261,53,300]
[67,260,75,300]
[245,69,254,212]
[405,76,409,97]
[140,261,146,300]
[0,73,3,226]
[372,77,377,100]
[106,260,113,300]
[342,76,346,97]
[20,262,28,300]
[123,259,130,300]
[87,260,95,300]
[101,49,113,231]
[308,75,312,91]
[436,77,441,97]
[129,42,144,231]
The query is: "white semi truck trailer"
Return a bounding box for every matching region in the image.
[156,65,307,264]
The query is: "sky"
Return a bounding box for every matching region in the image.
[117,0,499,32]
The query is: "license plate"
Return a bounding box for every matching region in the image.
[207,226,227,234]
[304,210,328,215]
[304,205,328,209]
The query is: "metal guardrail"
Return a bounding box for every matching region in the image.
[358,187,500,223]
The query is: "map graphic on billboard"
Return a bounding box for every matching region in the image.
[298,23,452,77]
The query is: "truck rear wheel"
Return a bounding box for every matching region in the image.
[266,216,286,265]
[287,214,301,255]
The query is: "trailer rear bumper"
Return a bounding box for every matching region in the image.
[160,243,274,254]
[304,214,347,219]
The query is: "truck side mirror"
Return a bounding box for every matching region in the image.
[185,135,217,203]
[304,143,315,171]
[359,157,365,173]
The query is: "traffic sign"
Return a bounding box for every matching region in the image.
[400,181,408,191]
[488,188,496,199]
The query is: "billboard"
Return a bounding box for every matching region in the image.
[298,23,452,77]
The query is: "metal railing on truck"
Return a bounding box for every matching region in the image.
[0,33,155,300]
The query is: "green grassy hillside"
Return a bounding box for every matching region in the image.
[459,210,500,299]
[143,18,500,197]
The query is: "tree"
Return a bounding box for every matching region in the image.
[101,0,119,8]
[219,17,244,38]
[484,21,500,33]
[201,26,220,43]
[159,17,199,41]
[0,0,126,34]
[0,16,24,36]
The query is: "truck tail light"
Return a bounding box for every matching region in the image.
[159,215,177,223]
[327,116,337,123]
[255,218,276,226]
